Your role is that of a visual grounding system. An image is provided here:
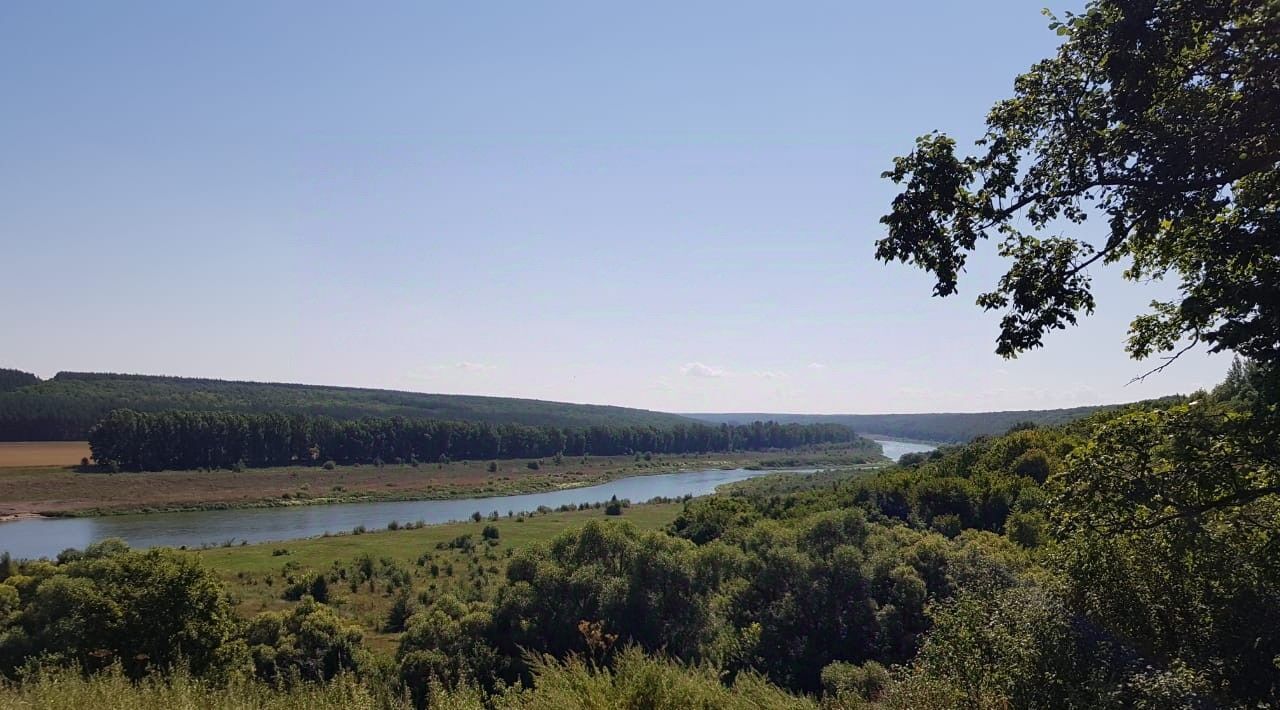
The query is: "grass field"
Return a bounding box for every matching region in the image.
[194,503,683,651]
[0,445,879,517]
[0,441,91,467]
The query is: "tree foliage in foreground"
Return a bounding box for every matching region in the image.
[878,0,1280,364]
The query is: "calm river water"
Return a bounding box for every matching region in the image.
[0,439,932,559]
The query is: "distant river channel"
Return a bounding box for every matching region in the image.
[0,439,933,559]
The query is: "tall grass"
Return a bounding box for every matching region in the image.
[0,649,817,710]
[0,666,412,710]
[492,648,817,710]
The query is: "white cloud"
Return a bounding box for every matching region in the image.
[807,362,826,370]
[678,363,787,380]
[407,362,496,380]
[680,362,726,378]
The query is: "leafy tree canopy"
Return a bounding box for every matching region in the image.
[877,0,1280,365]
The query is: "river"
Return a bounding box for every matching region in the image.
[874,438,940,461]
[0,439,932,559]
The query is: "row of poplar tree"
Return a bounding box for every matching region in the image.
[87,408,866,471]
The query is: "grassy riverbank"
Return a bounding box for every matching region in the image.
[193,503,684,650]
[0,445,881,517]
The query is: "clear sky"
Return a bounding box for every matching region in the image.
[1,1,1230,414]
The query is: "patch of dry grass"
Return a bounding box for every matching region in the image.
[0,441,91,467]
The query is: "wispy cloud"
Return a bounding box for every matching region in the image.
[679,363,786,380]
[680,362,727,378]
[807,362,826,370]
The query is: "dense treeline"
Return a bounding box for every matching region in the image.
[0,368,39,394]
[0,370,696,441]
[87,409,871,471]
[688,400,1183,443]
[0,368,1166,445]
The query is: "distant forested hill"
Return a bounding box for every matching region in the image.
[0,369,40,393]
[685,401,1184,443]
[0,370,697,441]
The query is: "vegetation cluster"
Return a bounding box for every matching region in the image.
[2,361,1276,708]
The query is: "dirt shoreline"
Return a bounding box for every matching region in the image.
[0,513,46,523]
[0,447,885,519]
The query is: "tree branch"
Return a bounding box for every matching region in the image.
[1126,335,1201,385]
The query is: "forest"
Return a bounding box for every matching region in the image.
[86,409,872,471]
[686,406,1131,443]
[0,371,695,441]
[0,369,1156,446]
[3,360,1276,709]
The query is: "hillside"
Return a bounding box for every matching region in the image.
[684,401,1183,443]
[0,371,696,441]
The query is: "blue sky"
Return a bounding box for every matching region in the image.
[1,1,1230,413]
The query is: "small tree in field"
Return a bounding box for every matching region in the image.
[605,496,623,516]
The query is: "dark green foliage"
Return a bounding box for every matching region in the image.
[669,496,761,544]
[492,522,717,666]
[397,595,503,700]
[244,598,365,685]
[0,540,238,678]
[1051,402,1280,702]
[384,588,416,633]
[821,660,890,702]
[309,574,330,603]
[86,408,869,471]
[0,370,695,441]
[0,369,39,394]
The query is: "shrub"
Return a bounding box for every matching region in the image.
[527,460,540,470]
[0,542,239,678]
[821,660,890,701]
[322,460,336,470]
[385,588,416,632]
[245,598,365,684]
